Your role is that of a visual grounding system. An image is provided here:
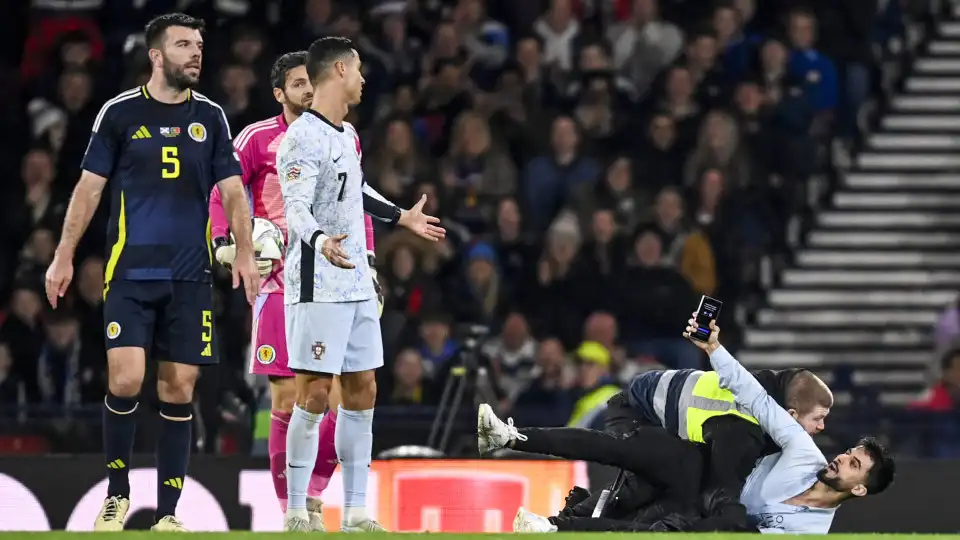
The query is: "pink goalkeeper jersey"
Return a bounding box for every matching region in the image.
[209,114,375,295]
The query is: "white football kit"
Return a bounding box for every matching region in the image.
[277,110,384,375]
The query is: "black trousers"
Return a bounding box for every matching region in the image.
[514,424,706,514]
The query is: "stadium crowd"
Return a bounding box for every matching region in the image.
[0,0,940,454]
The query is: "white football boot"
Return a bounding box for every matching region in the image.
[306,497,326,531]
[477,403,526,454]
[93,496,129,531]
[513,507,557,533]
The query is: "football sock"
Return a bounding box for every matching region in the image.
[269,410,291,509]
[287,405,322,513]
[336,406,373,523]
[310,407,338,497]
[156,401,193,520]
[103,392,139,499]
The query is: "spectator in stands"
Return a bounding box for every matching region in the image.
[417,313,460,380]
[683,29,728,109]
[567,341,620,428]
[387,348,434,406]
[35,310,91,412]
[908,348,960,458]
[217,62,261,129]
[530,218,584,347]
[617,229,699,368]
[786,7,838,134]
[3,149,66,286]
[633,113,685,192]
[684,109,751,189]
[657,65,702,150]
[512,337,573,426]
[574,208,627,312]
[0,284,44,400]
[524,115,601,232]
[573,156,650,234]
[607,0,684,99]
[482,311,537,404]
[910,349,960,413]
[451,242,509,324]
[442,111,517,229]
[533,0,582,73]
[489,197,537,302]
[366,117,436,202]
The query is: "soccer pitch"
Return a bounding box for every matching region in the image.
[4,534,960,539]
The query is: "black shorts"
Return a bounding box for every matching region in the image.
[103,280,217,365]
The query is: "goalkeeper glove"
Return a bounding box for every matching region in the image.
[368,250,384,318]
[214,237,273,277]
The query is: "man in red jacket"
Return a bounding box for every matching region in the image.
[910,349,960,412]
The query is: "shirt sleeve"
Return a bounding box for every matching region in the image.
[278,128,324,246]
[208,184,230,241]
[209,102,243,183]
[232,124,262,187]
[361,183,401,225]
[708,346,820,457]
[81,101,122,178]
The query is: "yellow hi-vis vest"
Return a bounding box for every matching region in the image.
[652,370,759,443]
[681,371,758,443]
[568,384,622,428]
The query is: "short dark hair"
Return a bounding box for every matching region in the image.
[144,13,205,49]
[270,51,308,89]
[306,37,356,84]
[940,348,960,372]
[858,436,895,495]
[785,370,834,414]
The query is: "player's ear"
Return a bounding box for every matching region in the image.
[148,48,162,68]
[850,484,867,497]
[787,408,799,420]
[272,87,284,104]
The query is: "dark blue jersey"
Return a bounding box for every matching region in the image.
[81,86,242,285]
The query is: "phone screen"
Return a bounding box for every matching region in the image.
[691,296,722,342]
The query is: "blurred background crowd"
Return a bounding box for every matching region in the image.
[0,0,956,458]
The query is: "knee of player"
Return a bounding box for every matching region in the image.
[340,372,377,409]
[269,379,297,413]
[296,374,332,413]
[156,375,198,403]
[107,370,145,397]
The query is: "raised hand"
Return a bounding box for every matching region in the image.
[398,195,446,241]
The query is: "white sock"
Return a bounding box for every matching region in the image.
[336,406,374,524]
[286,405,322,513]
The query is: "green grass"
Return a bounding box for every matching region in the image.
[3,534,960,539]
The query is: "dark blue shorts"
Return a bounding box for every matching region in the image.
[103,280,217,365]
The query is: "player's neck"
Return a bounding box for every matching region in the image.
[282,108,300,126]
[790,482,844,509]
[310,93,348,127]
[145,76,190,104]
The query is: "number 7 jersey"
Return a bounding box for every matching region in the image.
[277,109,374,304]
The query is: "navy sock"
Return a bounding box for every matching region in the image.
[156,401,193,520]
[103,393,139,499]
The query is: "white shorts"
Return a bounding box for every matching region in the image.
[285,298,384,375]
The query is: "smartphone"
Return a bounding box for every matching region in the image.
[690,296,722,342]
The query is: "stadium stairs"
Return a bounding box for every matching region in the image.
[737,20,960,409]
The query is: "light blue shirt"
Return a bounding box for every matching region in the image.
[708,346,837,534]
